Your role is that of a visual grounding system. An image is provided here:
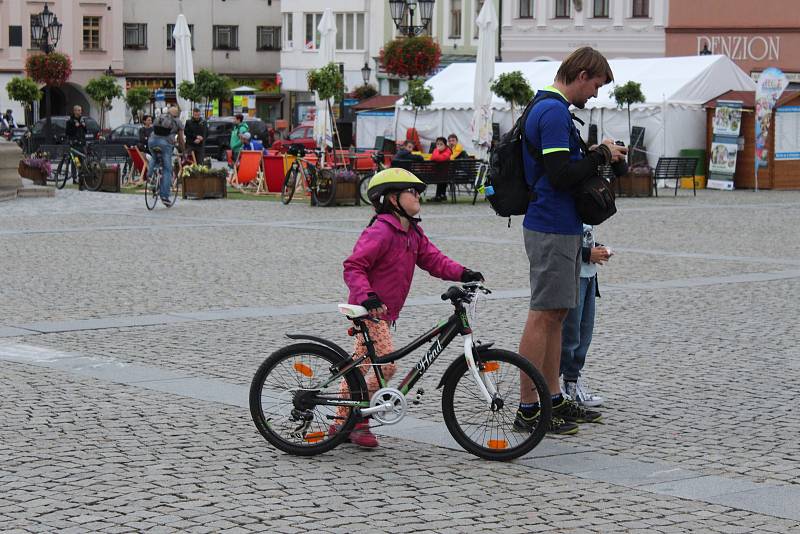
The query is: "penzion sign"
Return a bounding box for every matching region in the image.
[696,35,780,61]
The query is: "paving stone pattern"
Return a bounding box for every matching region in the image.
[1,188,799,532]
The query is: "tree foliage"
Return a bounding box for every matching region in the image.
[403,79,433,130]
[307,63,345,101]
[610,81,646,142]
[6,77,41,109]
[490,71,534,122]
[352,84,378,101]
[125,86,151,122]
[86,75,123,129]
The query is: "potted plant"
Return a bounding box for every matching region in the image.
[179,163,228,199]
[125,86,151,123]
[610,81,646,146]
[6,77,41,127]
[490,71,534,124]
[403,79,433,132]
[380,36,442,79]
[331,168,359,205]
[307,63,345,160]
[86,75,123,133]
[352,84,378,102]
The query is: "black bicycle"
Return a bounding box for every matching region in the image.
[53,141,102,191]
[249,283,552,461]
[144,147,178,210]
[281,145,336,207]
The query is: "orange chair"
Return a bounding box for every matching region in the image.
[125,145,148,184]
[230,150,266,193]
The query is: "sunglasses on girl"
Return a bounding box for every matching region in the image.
[400,188,421,197]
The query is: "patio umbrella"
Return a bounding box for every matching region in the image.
[313,8,336,151]
[470,1,498,160]
[173,14,195,121]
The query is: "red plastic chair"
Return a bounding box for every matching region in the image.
[125,145,148,184]
[230,150,266,193]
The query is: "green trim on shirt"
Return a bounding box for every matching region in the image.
[542,85,568,101]
[542,147,570,155]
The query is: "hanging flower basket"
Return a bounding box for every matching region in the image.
[25,52,72,86]
[380,36,442,79]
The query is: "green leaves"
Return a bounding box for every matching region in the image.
[490,71,534,107]
[307,63,345,102]
[610,81,646,108]
[125,86,150,118]
[194,69,232,103]
[86,75,123,108]
[403,79,433,111]
[6,77,41,109]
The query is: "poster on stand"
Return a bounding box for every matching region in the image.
[775,106,800,160]
[707,100,742,190]
[755,68,789,169]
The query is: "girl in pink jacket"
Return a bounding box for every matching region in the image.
[336,168,483,448]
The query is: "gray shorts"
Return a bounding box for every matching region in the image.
[523,228,581,310]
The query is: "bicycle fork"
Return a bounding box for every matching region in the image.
[463,334,500,408]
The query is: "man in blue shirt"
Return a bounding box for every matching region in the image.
[514,47,627,436]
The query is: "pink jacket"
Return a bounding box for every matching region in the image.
[343,214,466,322]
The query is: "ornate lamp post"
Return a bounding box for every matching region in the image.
[361,62,372,86]
[388,0,435,37]
[30,2,62,143]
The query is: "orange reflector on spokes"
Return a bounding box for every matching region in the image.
[304,432,325,443]
[293,363,313,377]
[487,439,508,449]
[482,362,500,372]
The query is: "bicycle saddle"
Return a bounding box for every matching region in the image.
[337,303,369,319]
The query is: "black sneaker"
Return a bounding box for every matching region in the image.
[161,197,173,207]
[513,409,579,436]
[553,396,602,423]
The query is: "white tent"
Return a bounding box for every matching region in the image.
[393,55,756,164]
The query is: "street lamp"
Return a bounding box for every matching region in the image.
[389,0,435,37]
[361,62,372,86]
[105,65,114,76]
[30,2,62,143]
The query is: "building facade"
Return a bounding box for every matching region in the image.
[666,0,800,87]
[123,0,283,122]
[0,0,125,126]
[500,0,667,62]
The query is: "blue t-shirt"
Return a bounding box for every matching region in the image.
[522,88,583,235]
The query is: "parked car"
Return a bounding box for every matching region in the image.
[28,115,101,152]
[104,123,145,147]
[270,123,317,152]
[204,116,268,161]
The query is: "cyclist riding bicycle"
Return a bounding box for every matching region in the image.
[147,106,185,207]
[334,167,484,448]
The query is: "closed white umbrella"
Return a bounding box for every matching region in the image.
[313,8,336,151]
[173,14,195,121]
[470,1,498,160]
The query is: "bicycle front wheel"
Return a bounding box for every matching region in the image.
[144,170,160,210]
[281,166,298,204]
[358,173,372,205]
[54,154,70,189]
[250,343,368,456]
[314,169,336,207]
[441,349,552,461]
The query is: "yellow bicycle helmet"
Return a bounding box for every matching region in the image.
[367,167,427,206]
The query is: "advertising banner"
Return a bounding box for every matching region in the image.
[707,100,742,190]
[754,67,789,168]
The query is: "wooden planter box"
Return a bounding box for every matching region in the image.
[333,179,359,206]
[182,173,227,199]
[615,169,653,197]
[99,165,120,193]
[18,160,48,185]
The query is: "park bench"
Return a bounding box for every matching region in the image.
[653,156,699,197]
[399,159,485,203]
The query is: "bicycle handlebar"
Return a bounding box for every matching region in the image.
[440,283,491,303]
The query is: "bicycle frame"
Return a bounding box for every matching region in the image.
[308,298,496,412]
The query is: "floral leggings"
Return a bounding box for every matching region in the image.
[336,320,397,420]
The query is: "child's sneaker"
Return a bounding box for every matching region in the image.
[553,396,602,423]
[576,378,604,408]
[349,421,378,448]
[513,409,579,435]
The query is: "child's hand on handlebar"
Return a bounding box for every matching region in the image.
[361,293,388,319]
[460,268,484,283]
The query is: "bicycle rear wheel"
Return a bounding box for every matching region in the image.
[281,166,298,204]
[441,349,552,461]
[53,154,70,189]
[314,168,336,207]
[82,157,103,191]
[144,170,160,210]
[250,343,368,456]
[358,173,372,205]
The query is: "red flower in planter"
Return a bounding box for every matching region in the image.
[380,36,441,79]
[25,52,72,87]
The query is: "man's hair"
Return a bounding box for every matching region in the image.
[5,109,11,114]
[192,107,201,113]
[447,133,458,141]
[234,113,244,121]
[403,140,415,148]
[142,114,152,122]
[556,47,613,85]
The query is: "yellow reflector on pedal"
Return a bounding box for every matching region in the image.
[304,432,325,443]
[487,439,507,449]
[293,363,313,377]
[482,362,500,372]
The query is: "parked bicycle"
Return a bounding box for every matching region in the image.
[281,145,336,207]
[53,141,102,191]
[144,147,178,210]
[249,282,552,461]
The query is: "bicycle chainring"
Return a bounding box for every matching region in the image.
[369,387,407,425]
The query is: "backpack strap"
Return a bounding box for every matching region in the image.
[527,91,589,162]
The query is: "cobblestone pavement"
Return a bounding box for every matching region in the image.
[1,188,799,532]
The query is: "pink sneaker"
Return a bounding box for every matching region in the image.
[349,422,379,448]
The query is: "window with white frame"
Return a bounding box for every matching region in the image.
[474,0,484,38]
[213,25,238,50]
[593,0,609,17]
[335,13,365,51]
[519,0,534,18]
[83,16,101,50]
[304,13,322,50]
[554,0,570,18]
[449,0,462,39]
[124,23,147,49]
[632,0,649,17]
[257,26,281,50]
[283,13,293,48]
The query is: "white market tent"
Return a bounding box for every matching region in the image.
[393,55,756,164]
